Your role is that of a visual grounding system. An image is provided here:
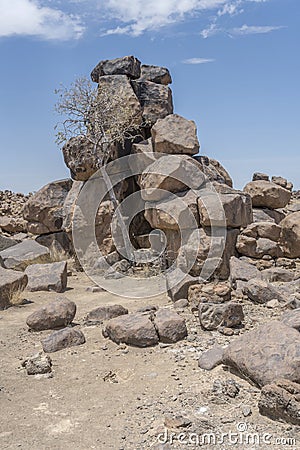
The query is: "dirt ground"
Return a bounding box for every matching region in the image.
[1,271,300,450]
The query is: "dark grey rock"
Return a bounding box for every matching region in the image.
[223,321,300,387]
[104,313,159,347]
[85,304,128,324]
[258,379,300,425]
[198,346,224,370]
[154,309,187,343]
[26,298,76,331]
[42,327,86,353]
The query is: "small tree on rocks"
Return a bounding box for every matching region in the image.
[55,77,142,261]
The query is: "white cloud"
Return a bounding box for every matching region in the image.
[99,0,230,36]
[183,57,215,64]
[200,22,220,38]
[232,24,285,35]
[0,0,85,40]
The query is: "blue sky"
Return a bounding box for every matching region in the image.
[0,0,299,193]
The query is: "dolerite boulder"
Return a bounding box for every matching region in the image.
[104,313,159,347]
[140,65,172,85]
[280,309,300,331]
[36,232,73,261]
[153,309,187,343]
[25,261,68,293]
[229,256,261,293]
[188,282,231,310]
[91,55,141,82]
[198,346,224,370]
[0,216,27,233]
[139,155,205,201]
[23,179,72,234]
[261,267,296,283]
[198,302,244,331]
[26,298,76,331]
[203,157,233,187]
[98,74,142,125]
[151,114,200,155]
[280,211,300,258]
[243,180,291,209]
[253,172,269,181]
[0,240,51,271]
[145,190,200,231]
[223,321,300,387]
[85,304,128,324]
[236,221,283,259]
[42,327,86,353]
[177,228,239,280]
[22,352,52,375]
[131,80,173,125]
[0,234,19,252]
[243,279,285,304]
[252,207,285,224]
[197,183,252,228]
[62,136,99,181]
[0,266,28,309]
[258,379,300,425]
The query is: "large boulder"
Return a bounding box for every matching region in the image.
[243,180,291,209]
[139,155,205,201]
[62,137,100,182]
[153,309,187,343]
[105,313,159,347]
[252,207,285,224]
[223,321,300,387]
[98,75,142,126]
[229,256,261,285]
[0,266,28,309]
[131,79,173,125]
[145,190,200,231]
[85,304,128,324]
[36,232,73,261]
[280,212,300,258]
[236,235,282,259]
[236,222,283,259]
[258,379,300,425]
[0,240,51,271]
[0,234,19,252]
[42,327,85,353]
[198,183,252,228]
[0,216,27,233]
[91,55,141,82]
[26,297,76,331]
[151,114,200,155]
[198,302,244,331]
[243,278,285,304]
[25,261,68,293]
[140,65,172,85]
[177,228,239,280]
[23,179,72,234]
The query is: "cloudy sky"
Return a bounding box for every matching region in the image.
[0,0,299,192]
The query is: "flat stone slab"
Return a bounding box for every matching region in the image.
[0,240,51,271]
[25,261,67,293]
